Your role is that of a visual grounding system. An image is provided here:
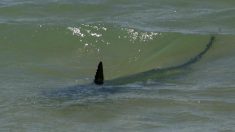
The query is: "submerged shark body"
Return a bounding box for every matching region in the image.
[44,36,215,100]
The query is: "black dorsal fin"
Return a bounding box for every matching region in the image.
[94,61,104,85]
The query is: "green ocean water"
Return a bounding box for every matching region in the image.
[0,0,235,132]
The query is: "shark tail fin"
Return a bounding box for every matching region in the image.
[94,61,104,85]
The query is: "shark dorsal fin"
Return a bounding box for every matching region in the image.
[94,61,104,85]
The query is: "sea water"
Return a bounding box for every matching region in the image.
[0,0,235,131]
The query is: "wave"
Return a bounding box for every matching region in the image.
[0,23,234,83]
[106,36,215,85]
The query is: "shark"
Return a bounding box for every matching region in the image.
[44,36,215,100]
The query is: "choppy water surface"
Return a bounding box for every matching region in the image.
[0,0,235,132]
